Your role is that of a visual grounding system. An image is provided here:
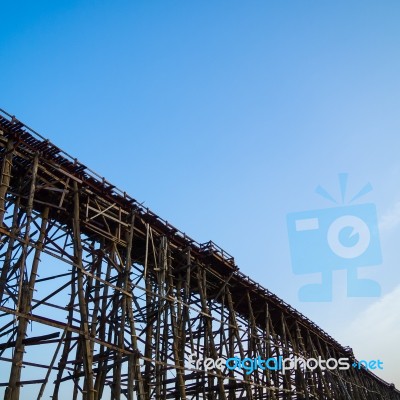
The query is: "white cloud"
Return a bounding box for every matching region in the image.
[379,201,400,232]
[338,285,400,388]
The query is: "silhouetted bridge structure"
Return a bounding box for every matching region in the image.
[0,108,398,399]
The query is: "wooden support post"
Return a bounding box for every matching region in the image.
[0,193,21,303]
[196,268,227,400]
[163,237,186,399]
[0,137,14,225]
[73,180,95,400]
[5,206,49,400]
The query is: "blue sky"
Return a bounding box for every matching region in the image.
[1,0,400,388]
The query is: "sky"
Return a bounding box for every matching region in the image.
[1,0,400,390]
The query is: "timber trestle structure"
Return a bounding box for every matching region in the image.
[0,108,398,399]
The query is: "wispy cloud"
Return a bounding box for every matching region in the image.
[339,285,400,388]
[379,201,400,232]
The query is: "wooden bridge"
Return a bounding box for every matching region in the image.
[0,108,398,399]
